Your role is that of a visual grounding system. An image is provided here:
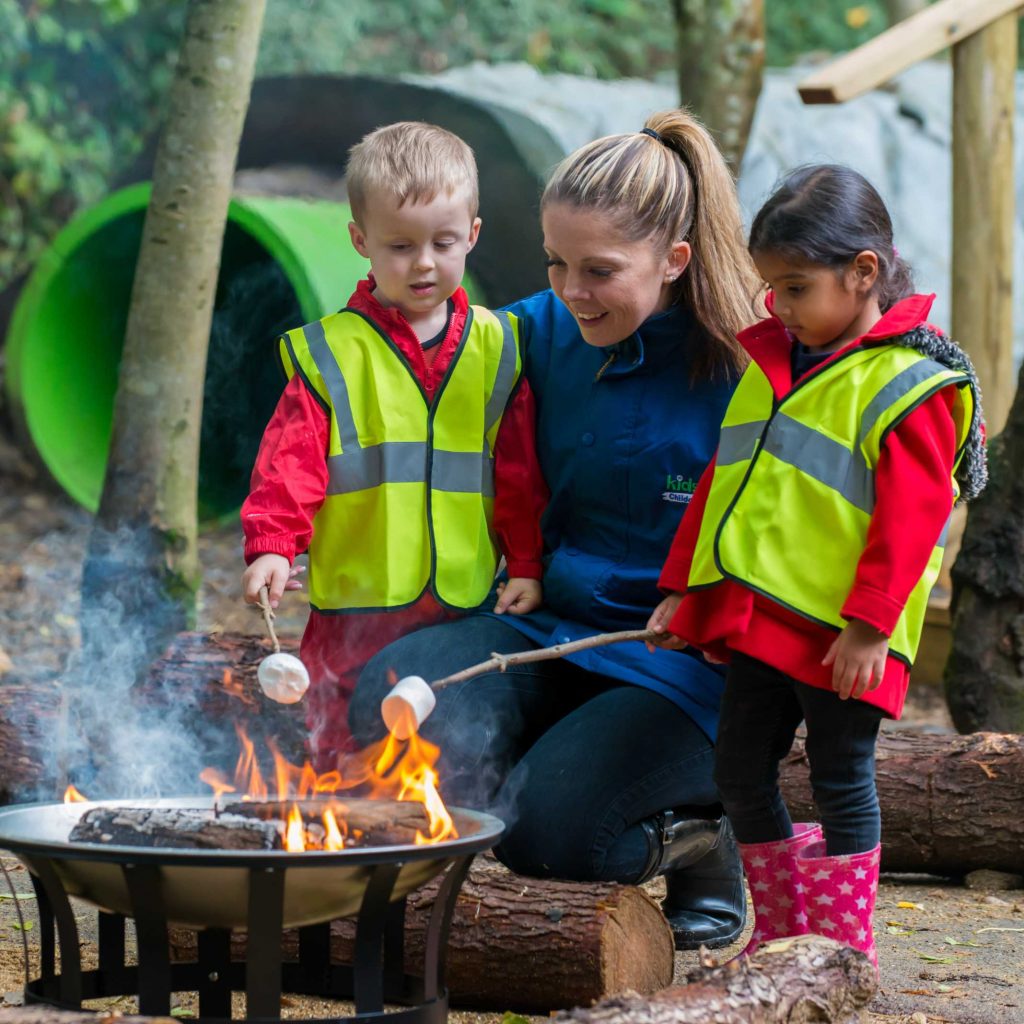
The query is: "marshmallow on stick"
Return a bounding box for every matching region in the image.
[381,628,663,738]
[255,586,310,704]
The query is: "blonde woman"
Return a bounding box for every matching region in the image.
[350,110,761,951]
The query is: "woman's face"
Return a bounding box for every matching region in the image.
[542,202,690,348]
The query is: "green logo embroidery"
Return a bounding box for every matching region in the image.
[662,475,697,504]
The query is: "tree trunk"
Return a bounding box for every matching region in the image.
[79,0,267,673]
[671,0,764,173]
[780,729,1024,875]
[553,934,874,1024]
[945,368,1024,733]
[170,856,675,1012]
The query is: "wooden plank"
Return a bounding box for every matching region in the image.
[951,15,1018,435]
[797,0,1024,104]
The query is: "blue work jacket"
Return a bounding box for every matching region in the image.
[491,289,737,740]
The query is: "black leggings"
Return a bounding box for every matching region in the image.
[713,653,884,855]
[349,615,721,882]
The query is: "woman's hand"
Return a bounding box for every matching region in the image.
[645,592,687,652]
[822,619,888,700]
[494,578,543,615]
[242,554,304,609]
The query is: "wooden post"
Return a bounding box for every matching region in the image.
[951,15,1017,435]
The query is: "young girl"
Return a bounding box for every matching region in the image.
[647,164,986,969]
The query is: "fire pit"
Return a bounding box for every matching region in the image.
[0,795,504,1023]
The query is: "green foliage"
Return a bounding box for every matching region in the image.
[256,0,675,80]
[765,1,889,67]
[3,0,1020,296]
[0,0,185,288]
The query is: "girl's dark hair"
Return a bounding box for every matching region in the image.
[748,164,914,312]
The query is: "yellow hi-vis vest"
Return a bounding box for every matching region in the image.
[688,343,975,664]
[279,305,522,612]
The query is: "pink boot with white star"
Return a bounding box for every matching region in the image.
[795,840,881,970]
[736,821,823,957]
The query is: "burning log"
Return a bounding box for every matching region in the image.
[170,855,676,1012]
[222,796,437,847]
[551,934,875,1024]
[67,799,450,852]
[780,729,1024,875]
[69,806,281,850]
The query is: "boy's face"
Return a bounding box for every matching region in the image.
[349,190,481,324]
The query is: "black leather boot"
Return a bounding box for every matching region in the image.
[636,811,724,885]
[662,817,746,950]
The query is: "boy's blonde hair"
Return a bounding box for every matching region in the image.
[346,121,479,225]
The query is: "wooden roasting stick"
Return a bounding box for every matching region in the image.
[257,584,281,653]
[432,628,663,689]
[382,628,666,737]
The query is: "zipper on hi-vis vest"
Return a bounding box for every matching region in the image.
[424,308,476,609]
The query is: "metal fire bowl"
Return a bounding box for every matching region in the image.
[0,797,504,931]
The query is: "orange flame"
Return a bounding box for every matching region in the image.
[284,804,305,852]
[199,767,236,803]
[322,808,346,850]
[202,722,458,850]
[64,785,88,803]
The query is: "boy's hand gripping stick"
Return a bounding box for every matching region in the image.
[381,628,663,739]
[256,585,311,704]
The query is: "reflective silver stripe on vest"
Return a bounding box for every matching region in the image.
[326,443,494,496]
[857,358,949,448]
[761,413,874,514]
[433,448,495,496]
[717,420,767,466]
[937,513,951,549]
[482,312,518,434]
[304,320,361,453]
[326,442,425,494]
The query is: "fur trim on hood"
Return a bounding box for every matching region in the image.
[890,325,988,503]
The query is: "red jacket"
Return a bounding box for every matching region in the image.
[659,294,957,718]
[241,278,547,763]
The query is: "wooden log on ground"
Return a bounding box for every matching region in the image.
[780,729,1024,875]
[69,806,281,849]
[0,630,308,801]
[138,630,309,769]
[170,855,675,1012]
[553,934,875,1024]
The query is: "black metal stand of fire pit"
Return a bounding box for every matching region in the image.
[21,853,475,1024]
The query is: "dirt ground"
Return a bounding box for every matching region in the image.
[0,424,1022,1023]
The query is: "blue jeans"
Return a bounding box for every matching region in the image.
[349,615,721,882]
[713,653,884,855]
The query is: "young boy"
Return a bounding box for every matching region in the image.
[241,121,546,768]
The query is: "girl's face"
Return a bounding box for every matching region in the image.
[542,203,691,348]
[753,250,881,351]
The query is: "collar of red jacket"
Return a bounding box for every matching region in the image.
[348,274,469,344]
[738,292,937,396]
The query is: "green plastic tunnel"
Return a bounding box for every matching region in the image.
[4,182,482,522]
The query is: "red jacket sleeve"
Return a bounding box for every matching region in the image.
[241,375,330,564]
[840,388,957,635]
[491,377,547,579]
[658,457,717,593]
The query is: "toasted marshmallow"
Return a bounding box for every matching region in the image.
[381,676,436,740]
[257,653,310,704]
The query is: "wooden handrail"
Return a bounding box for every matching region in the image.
[798,0,1024,104]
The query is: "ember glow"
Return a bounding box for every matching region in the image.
[197,724,458,851]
